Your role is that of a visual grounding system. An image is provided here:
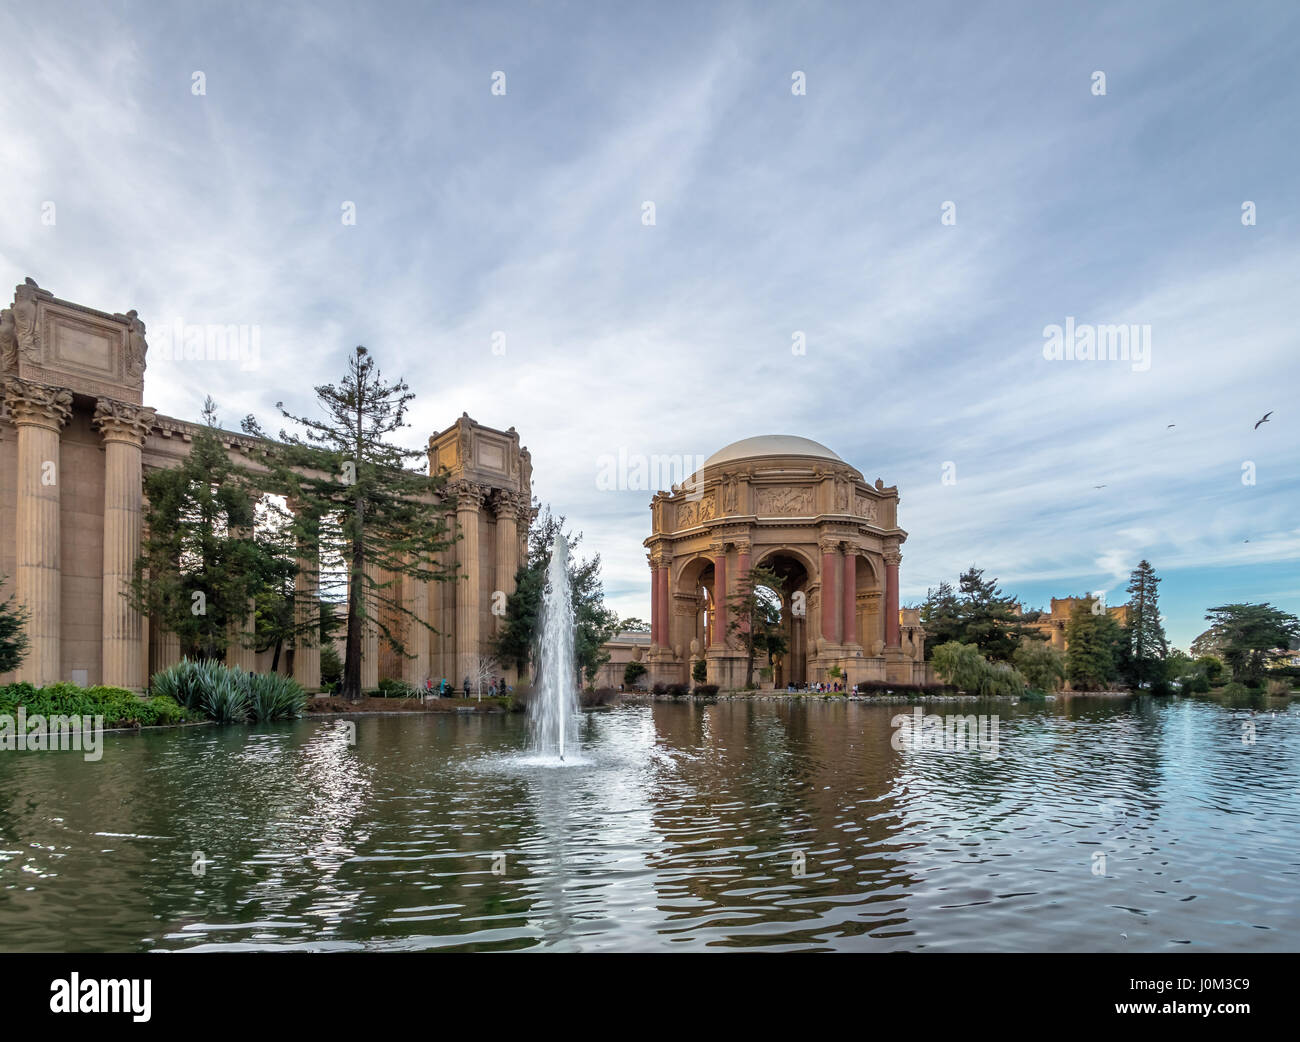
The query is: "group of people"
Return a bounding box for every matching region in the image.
[785,681,853,693]
[422,676,512,699]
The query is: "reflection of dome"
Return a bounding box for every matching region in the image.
[703,435,843,469]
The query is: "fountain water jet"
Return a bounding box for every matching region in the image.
[529,536,581,761]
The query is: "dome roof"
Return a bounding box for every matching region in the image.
[703,435,843,469]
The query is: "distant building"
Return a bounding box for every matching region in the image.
[1018,597,1130,652]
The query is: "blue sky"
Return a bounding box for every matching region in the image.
[2,0,1296,649]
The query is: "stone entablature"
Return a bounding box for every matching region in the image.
[642,436,929,689]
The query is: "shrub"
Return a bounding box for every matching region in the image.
[0,682,196,727]
[580,687,620,707]
[691,659,708,684]
[319,643,343,687]
[624,660,648,688]
[651,682,667,695]
[1220,681,1250,701]
[932,641,1025,696]
[248,672,308,721]
[666,683,689,697]
[202,667,250,723]
[377,677,416,699]
[693,684,719,696]
[150,657,228,712]
[1020,688,1047,703]
[1265,678,1292,697]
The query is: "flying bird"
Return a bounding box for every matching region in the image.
[1094,484,1107,489]
[1254,411,1273,429]
[1166,424,1176,429]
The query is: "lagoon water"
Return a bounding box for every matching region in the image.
[1,697,1297,952]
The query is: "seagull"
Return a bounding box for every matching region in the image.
[1094,484,1107,489]
[1167,424,1176,429]
[1254,411,1273,430]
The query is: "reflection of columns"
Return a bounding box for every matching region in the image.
[455,483,485,684]
[291,511,320,690]
[820,539,841,646]
[3,379,73,686]
[712,544,728,646]
[841,548,857,647]
[94,399,156,689]
[885,548,902,647]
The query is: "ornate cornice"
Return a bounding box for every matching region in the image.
[93,397,157,446]
[2,377,73,431]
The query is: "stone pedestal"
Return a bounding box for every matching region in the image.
[94,399,155,690]
[3,378,73,686]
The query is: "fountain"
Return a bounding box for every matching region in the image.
[529,536,581,761]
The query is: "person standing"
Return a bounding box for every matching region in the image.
[463,676,471,698]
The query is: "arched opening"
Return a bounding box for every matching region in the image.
[755,549,812,686]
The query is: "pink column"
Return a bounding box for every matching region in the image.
[657,565,670,649]
[821,543,840,645]
[842,551,856,646]
[713,550,728,645]
[649,558,662,646]
[885,551,901,647]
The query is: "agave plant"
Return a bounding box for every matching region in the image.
[202,666,250,723]
[247,672,308,722]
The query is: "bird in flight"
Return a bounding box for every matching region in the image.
[1166,424,1176,429]
[1254,411,1273,429]
[1094,484,1107,489]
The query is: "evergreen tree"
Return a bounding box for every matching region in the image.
[130,398,291,662]
[243,346,457,699]
[492,510,619,684]
[957,566,1042,661]
[1064,597,1125,690]
[918,581,963,656]
[725,564,787,689]
[0,576,29,675]
[1201,603,1300,683]
[1124,559,1168,685]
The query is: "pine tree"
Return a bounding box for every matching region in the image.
[957,566,1042,661]
[918,581,963,656]
[1124,559,1168,686]
[243,346,458,700]
[130,398,291,662]
[0,576,30,675]
[1064,597,1125,690]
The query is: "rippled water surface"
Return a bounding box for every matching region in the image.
[1,697,1297,952]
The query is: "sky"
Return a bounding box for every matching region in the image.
[1,0,1296,650]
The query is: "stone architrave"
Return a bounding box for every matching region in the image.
[93,398,157,689]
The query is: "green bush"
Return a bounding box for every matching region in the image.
[319,643,342,687]
[691,659,707,684]
[693,683,720,696]
[1013,640,1065,692]
[1020,688,1047,702]
[0,682,196,727]
[377,677,416,699]
[932,641,1025,696]
[203,667,250,722]
[624,660,648,688]
[248,672,308,721]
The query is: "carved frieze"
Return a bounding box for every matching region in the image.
[754,484,814,516]
[676,491,716,528]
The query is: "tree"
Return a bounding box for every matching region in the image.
[691,658,708,684]
[1201,604,1300,683]
[492,510,619,684]
[243,347,457,699]
[918,581,963,656]
[958,566,1042,661]
[471,653,500,700]
[0,576,29,675]
[624,660,648,688]
[1014,638,1066,692]
[130,398,291,662]
[1064,598,1124,690]
[725,564,787,689]
[618,617,650,634]
[1123,560,1168,686]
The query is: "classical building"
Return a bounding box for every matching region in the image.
[1019,597,1129,652]
[643,435,931,689]
[0,278,532,691]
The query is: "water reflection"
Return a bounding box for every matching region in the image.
[0,697,1296,951]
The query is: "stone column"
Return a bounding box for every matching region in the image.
[735,538,751,634]
[647,554,660,646]
[494,492,519,625]
[3,379,73,686]
[403,562,429,688]
[93,399,156,689]
[454,483,485,685]
[657,562,670,647]
[225,521,258,672]
[841,548,857,647]
[292,513,320,691]
[820,539,841,646]
[884,548,902,648]
[712,544,728,646]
